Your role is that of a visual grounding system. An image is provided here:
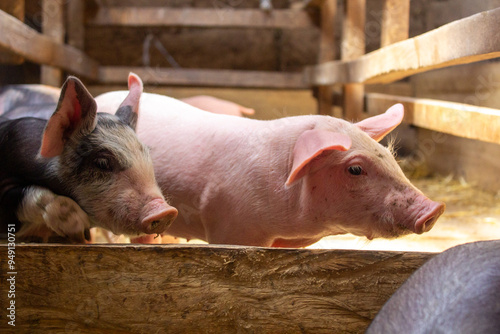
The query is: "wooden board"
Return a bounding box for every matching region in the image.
[316,0,336,115]
[341,0,365,120]
[41,0,64,86]
[380,0,409,48]
[67,0,85,50]
[0,9,99,80]
[0,0,25,64]
[99,67,308,89]
[0,244,433,333]
[304,7,500,85]
[89,7,316,29]
[366,93,500,145]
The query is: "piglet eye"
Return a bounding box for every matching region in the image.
[94,157,112,171]
[348,165,364,176]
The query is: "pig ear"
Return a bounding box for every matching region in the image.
[356,103,404,142]
[285,129,352,187]
[40,76,97,158]
[115,72,143,131]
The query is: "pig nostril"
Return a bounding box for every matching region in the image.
[150,220,160,229]
[421,216,436,233]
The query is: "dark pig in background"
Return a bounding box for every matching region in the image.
[366,240,500,334]
[96,88,445,247]
[0,74,177,242]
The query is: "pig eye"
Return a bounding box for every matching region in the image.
[347,165,364,176]
[94,157,112,171]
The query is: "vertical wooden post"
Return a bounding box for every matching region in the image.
[317,0,336,115]
[341,0,365,121]
[381,0,410,47]
[41,0,64,86]
[0,0,25,64]
[67,0,85,50]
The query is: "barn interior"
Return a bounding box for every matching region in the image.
[0,0,499,332]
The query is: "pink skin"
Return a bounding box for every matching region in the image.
[96,89,445,247]
[180,96,254,117]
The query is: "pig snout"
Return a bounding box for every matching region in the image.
[139,198,178,234]
[413,200,445,234]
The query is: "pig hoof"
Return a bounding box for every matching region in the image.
[44,196,92,243]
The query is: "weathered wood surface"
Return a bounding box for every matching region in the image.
[0,9,99,80]
[89,7,315,29]
[380,0,410,48]
[99,67,308,89]
[316,0,336,115]
[0,0,25,64]
[67,0,85,50]
[304,7,500,85]
[366,93,500,145]
[0,244,434,333]
[41,0,64,86]
[341,0,365,120]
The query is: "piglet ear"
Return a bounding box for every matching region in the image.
[356,103,404,142]
[285,129,351,187]
[115,72,143,131]
[39,76,97,158]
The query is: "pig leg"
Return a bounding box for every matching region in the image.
[16,186,91,243]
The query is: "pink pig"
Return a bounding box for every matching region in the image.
[96,85,444,247]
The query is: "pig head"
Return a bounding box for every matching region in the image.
[279,104,445,245]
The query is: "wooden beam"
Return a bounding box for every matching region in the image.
[67,0,85,50]
[366,93,500,145]
[0,244,433,333]
[99,67,308,89]
[317,0,336,115]
[304,7,500,85]
[89,7,315,29]
[0,0,24,64]
[0,9,99,80]
[341,0,365,120]
[380,0,410,47]
[41,0,64,86]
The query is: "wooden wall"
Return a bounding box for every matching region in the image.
[0,244,434,333]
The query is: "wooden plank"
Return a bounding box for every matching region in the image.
[41,0,64,86]
[341,0,365,120]
[366,93,500,145]
[99,67,308,89]
[304,7,500,85]
[67,0,85,50]
[380,0,410,47]
[89,7,315,29]
[0,9,99,80]
[317,0,336,115]
[0,0,25,64]
[0,244,434,333]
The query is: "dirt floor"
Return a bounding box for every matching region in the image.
[164,175,500,253]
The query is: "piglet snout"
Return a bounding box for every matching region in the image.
[140,198,178,234]
[414,201,445,234]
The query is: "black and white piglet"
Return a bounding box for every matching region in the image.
[0,73,177,242]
